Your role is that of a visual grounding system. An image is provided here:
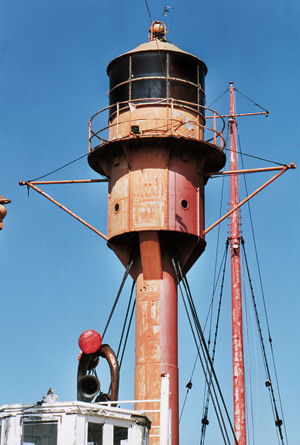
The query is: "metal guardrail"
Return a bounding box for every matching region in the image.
[96,373,171,443]
[88,98,226,153]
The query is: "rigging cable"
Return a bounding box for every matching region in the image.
[236,124,289,445]
[181,268,238,445]
[144,0,152,23]
[206,141,228,352]
[241,239,286,445]
[179,379,193,423]
[172,258,238,445]
[102,255,135,340]
[200,239,230,445]
[202,119,230,392]
[179,243,229,425]
[220,146,286,168]
[208,87,286,168]
[107,281,136,396]
[212,126,230,293]
[116,280,135,363]
[180,228,229,425]
[198,123,230,431]
[174,265,230,445]
[207,88,229,108]
[118,281,136,370]
[180,263,234,445]
[234,88,269,114]
[203,124,230,343]
[27,152,90,182]
[240,253,256,445]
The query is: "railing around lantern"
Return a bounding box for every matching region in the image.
[88,98,226,153]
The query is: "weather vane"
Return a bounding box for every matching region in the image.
[163,5,174,17]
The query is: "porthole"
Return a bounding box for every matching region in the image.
[114,203,120,213]
[181,199,189,210]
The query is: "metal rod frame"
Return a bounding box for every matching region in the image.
[22,179,108,185]
[207,165,295,177]
[204,164,294,235]
[20,181,108,241]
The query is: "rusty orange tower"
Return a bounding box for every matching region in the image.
[88,21,226,445]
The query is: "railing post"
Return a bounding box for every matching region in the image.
[117,102,119,136]
[171,100,173,136]
[160,374,170,445]
[89,119,92,153]
[213,111,216,145]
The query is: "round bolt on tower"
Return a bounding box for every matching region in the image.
[88,22,226,445]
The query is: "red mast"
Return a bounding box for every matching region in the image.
[229,81,247,445]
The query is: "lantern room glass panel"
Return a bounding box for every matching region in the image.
[169,80,198,107]
[109,83,129,115]
[169,54,198,84]
[131,53,166,78]
[132,78,166,101]
[109,58,129,90]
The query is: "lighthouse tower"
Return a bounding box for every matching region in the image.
[88,22,226,445]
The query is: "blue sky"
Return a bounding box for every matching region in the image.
[1,0,299,444]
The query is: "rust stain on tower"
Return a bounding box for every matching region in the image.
[88,21,226,445]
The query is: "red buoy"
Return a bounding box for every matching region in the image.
[78,330,102,354]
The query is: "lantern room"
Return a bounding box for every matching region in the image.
[106,21,207,142]
[88,21,226,275]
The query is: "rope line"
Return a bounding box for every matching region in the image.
[116,281,135,362]
[144,0,152,23]
[179,381,192,423]
[182,239,228,426]
[236,123,288,445]
[118,281,136,370]
[223,144,287,168]
[27,153,89,182]
[174,266,230,445]
[240,261,256,445]
[234,88,269,114]
[236,123,272,337]
[181,239,229,426]
[237,122,289,444]
[270,342,289,445]
[200,240,229,445]
[241,239,286,445]
[207,86,268,114]
[102,256,135,339]
[207,88,229,108]
[107,281,135,396]
[119,299,136,370]
[172,258,238,445]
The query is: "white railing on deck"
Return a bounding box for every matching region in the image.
[96,374,171,445]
